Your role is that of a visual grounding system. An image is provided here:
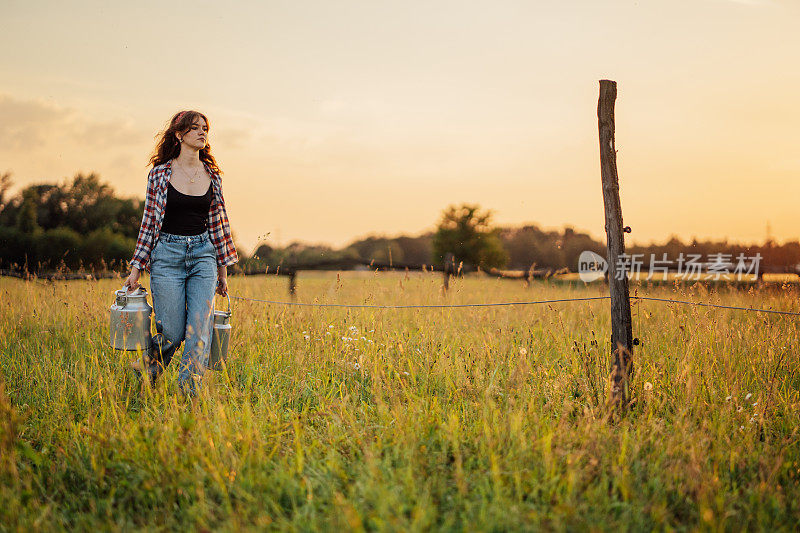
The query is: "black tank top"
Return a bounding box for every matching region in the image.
[161,182,212,236]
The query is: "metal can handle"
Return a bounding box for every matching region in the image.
[216,293,232,316]
[118,285,146,295]
[115,285,146,306]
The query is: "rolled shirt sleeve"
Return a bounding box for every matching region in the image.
[129,168,159,271]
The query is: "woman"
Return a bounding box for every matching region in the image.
[124,110,238,396]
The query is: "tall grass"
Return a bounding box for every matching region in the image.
[1,273,798,530]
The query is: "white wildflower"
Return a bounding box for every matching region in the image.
[303,335,310,340]
[725,395,732,402]
[349,326,359,335]
[644,382,653,391]
[745,393,752,400]
[752,402,758,407]
[353,362,361,370]
[519,348,528,356]
[402,371,410,376]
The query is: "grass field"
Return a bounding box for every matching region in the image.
[1,273,799,531]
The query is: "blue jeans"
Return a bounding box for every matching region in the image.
[147,231,217,396]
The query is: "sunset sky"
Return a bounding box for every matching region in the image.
[1,0,798,253]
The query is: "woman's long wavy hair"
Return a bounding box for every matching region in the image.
[149,110,222,174]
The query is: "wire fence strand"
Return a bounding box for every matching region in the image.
[230,294,800,317]
[230,295,611,309]
[634,296,800,317]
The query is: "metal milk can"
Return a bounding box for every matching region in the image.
[109,287,152,353]
[208,294,232,371]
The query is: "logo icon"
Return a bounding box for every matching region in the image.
[578,251,607,282]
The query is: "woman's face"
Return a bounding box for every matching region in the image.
[177,116,208,150]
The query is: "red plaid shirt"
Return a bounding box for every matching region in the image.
[129,160,238,271]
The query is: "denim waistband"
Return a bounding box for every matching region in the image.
[159,231,209,244]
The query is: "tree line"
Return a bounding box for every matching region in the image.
[0,172,141,271]
[243,204,800,273]
[1,172,799,275]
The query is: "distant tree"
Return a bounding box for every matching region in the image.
[253,243,273,260]
[0,171,11,217]
[0,172,143,272]
[0,226,34,270]
[236,242,277,272]
[16,189,40,234]
[345,234,433,265]
[432,204,507,269]
[241,242,357,271]
[394,234,433,265]
[78,228,135,270]
[0,173,143,238]
[38,227,82,270]
[345,236,405,263]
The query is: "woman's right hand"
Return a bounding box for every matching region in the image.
[123,267,141,292]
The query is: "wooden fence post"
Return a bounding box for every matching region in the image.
[598,79,634,408]
[288,269,297,297]
[525,263,537,287]
[443,252,454,291]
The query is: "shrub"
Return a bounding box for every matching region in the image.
[37,227,82,270]
[78,228,135,271]
[0,226,36,271]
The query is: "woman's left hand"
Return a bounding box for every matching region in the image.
[217,266,228,296]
